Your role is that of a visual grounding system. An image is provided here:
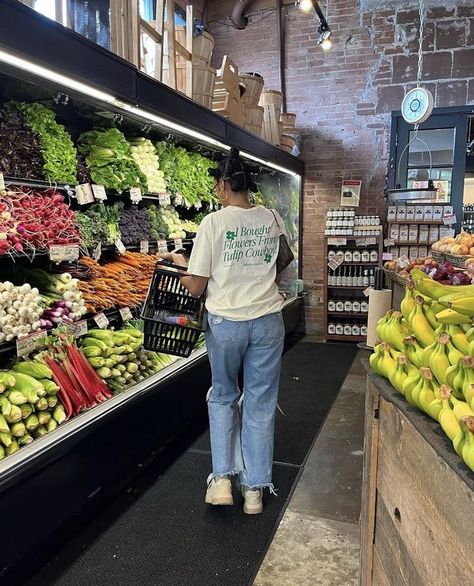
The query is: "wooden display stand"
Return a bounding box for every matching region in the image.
[361,364,474,585]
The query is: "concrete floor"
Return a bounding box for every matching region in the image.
[254,346,367,586]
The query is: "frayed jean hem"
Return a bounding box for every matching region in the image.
[240,482,277,495]
[207,469,239,484]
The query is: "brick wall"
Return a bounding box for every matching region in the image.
[206,0,474,335]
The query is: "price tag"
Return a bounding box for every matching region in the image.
[65,320,88,337]
[49,244,80,264]
[91,184,107,201]
[158,240,168,254]
[194,201,202,210]
[119,307,133,322]
[159,193,171,206]
[428,267,437,278]
[173,238,183,251]
[93,241,102,261]
[93,312,109,329]
[382,252,393,261]
[16,330,46,357]
[0,172,5,191]
[397,254,410,269]
[174,193,183,206]
[140,240,149,254]
[115,238,126,255]
[365,237,377,245]
[328,256,343,271]
[75,183,94,205]
[363,286,374,297]
[356,238,367,246]
[443,214,457,226]
[130,187,142,203]
[327,238,347,246]
[384,238,396,247]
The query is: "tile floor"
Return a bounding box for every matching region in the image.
[254,347,367,586]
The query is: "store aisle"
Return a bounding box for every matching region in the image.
[22,341,357,586]
[254,349,366,586]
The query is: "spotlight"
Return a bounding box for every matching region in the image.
[296,0,314,13]
[320,38,332,51]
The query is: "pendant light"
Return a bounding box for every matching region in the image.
[387,0,436,202]
[295,1,332,50]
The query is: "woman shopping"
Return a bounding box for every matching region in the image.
[163,147,287,515]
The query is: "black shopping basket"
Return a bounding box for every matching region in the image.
[141,260,206,358]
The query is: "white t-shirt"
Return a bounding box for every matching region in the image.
[187,205,285,321]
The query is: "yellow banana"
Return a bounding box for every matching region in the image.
[450,395,474,419]
[376,342,396,380]
[385,311,410,352]
[400,284,416,322]
[369,345,384,376]
[447,338,463,366]
[453,423,467,457]
[376,311,392,343]
[435,308,472,325]
[460,416,474,472]
[429,332,451,385]
[446,325,470,354]
[438,386,461,441]
[415,368,436,414]
[426,396,443,421]
[416,277,474,301]
[420,339,437,368]
[402,372,421,406]
[463,382,474,412]
[389,354,417,394]
[439,296,474,317]
[424,303,439,329]
[410,296,435,348]
[402,336,423,368]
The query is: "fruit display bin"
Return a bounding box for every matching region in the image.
[360,358,474,586]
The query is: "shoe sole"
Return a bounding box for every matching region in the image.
[243,504,263,515]
[205,496,234,506]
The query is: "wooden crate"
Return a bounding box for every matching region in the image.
[216,55,240,96]
[239,73,264,107]
[212,92,244,126]
[280,134,296,153]
[193,31,214,65]
[259,89,284,146]
[361,369,474,586]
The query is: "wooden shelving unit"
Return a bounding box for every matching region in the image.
[323,234,383,343]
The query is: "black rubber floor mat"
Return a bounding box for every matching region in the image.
[192,341,358,465]
[26,451,298,586]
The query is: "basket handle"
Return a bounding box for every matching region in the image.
[155,259,189,274]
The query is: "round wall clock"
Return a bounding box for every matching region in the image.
[401,87,434,125]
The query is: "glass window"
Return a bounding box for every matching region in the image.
[408,128,455,167]
[407,168,452,202]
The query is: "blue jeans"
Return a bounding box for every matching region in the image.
[205,311,285,491]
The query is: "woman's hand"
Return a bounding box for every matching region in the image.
[160,252,188,268]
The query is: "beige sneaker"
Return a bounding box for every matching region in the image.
[242,487,263,515]
[205,477,233,505]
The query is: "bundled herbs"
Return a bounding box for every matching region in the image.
[129,138,167,193]
[76,204,110,249]
[155,142,217,207]
[78,128,147,193]
[10,102,78,184]
[117,202,152,245]
[0,108,44,179]
[147,204,169,240]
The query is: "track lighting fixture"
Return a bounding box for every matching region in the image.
[295,0,332,51]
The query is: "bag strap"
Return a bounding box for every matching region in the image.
[270,209,283,234]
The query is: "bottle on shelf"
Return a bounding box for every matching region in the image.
[352,323,361,336]
[363,270,369,287]
[336,268,342,286]
[360,324,368,336]
[357,267,364,287]
[344,323,352,336]
[369,270,375,286]
[344,299,353,313]
[335,323,344,335]
[352,299,361,313]
[328,322,336,335]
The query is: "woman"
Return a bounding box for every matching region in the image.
[164,147,286,515]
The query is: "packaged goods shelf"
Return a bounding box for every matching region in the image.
[327,312,368,318]
[387,220,444,224]
[325,334,366,342]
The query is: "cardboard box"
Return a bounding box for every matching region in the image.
[419,225,429,243]
[396,206,407,221]
[429,226,440,243]
[409,246,419,261]
[415,206,425,221]
[399,246,409,258]
[409,224,419,242]
[406,207,415,221]
[390,224,400,241]
[399,224,409,242]
[391,246,399,259]
[418,245,428,257]
[433,206,443,221]
[387,206,397,221]
[423,206,434,221]
[439,226,455,238]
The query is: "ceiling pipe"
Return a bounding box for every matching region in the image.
[229,0,256,29]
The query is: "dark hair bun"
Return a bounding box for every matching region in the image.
[229,146,240,158]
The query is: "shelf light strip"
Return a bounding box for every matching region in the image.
[0,48,299,177]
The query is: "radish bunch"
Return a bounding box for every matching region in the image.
[0,188,79,257]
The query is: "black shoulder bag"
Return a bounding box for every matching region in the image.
[270,210,295,274]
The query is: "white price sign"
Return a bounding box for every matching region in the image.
[93,312,109,329]
[140,240,149,254]
[397,254,410,269]
[119,307,133,322]
[363,286,374,298]
[130,187,142,203]
[384,238,396,247]
[174,193,183,206]
[365,237,377,245]
[115,238,126,255]
[328,256,343,271]
[327,238,347,246]
[91,184,107,201]
[93,241,102,261]
[356,238,367,247]
[49,244,80,264]
[75,183,94,205]
[158,240,168,254]
[0,172,5,191]
[382,252,393,261]
[65,320,88,337]
[173,238,183,251]
[443,214,457,226]
[159,193,171,206]
[16,330,47,357]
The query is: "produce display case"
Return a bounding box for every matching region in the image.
[0,1,304,578]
